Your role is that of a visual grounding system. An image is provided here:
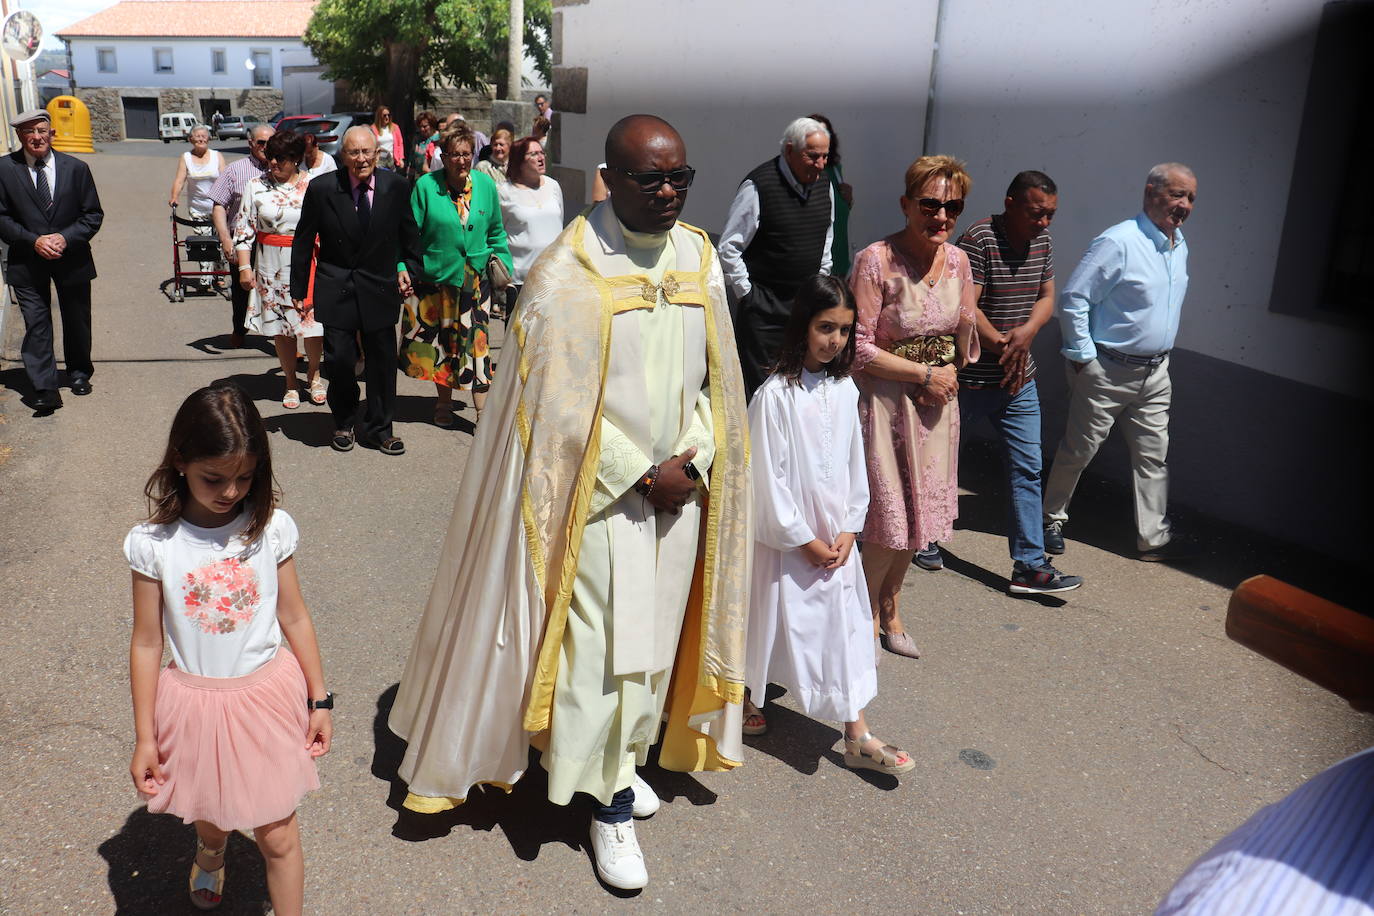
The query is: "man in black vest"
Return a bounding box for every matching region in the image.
[291,126,419,455]
[719,116,834,397]
[0,110,104,412]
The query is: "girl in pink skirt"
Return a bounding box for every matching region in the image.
[124,383,331,914]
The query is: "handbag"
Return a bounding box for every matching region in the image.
[888,334,956,366]
[488,254,512,293]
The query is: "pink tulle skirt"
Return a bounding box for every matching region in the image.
[143,648,320,830]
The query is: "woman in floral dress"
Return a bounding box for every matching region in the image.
[850,155,979,659]
[403,122,512,428]
[234,131,323,409]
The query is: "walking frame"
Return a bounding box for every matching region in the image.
[164,204,230,302]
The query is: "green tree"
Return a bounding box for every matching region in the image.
[304,0,551,135]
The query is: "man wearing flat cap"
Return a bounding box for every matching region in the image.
[0,109,104,411]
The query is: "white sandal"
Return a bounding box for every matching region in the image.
[843,732,916,776]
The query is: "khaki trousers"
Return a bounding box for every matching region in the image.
[1043,354,1173,551]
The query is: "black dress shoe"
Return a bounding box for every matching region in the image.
[70,379,92,396]
[32,389,63,410]
[1138,536,1200,563]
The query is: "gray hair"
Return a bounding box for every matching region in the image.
[342,125,377,149]
[189,124,211,140]
[250,124,275,142]
[780,117,829,153]
[1146,162,1195,189]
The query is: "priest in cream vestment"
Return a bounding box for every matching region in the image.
[388,116,750,890]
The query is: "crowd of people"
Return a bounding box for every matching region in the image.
[1,104,1216,911]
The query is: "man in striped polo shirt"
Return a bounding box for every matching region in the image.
[954,171,1082,595]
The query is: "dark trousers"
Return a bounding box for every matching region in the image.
[14,277,93,392]
[323,323,396,444]
[592,787,635,824]
[733,283,792,400]
[229,253,251,334]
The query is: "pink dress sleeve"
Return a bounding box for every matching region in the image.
[850,245,885,370]
[951,245,981,365]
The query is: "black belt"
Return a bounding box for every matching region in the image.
[1099,345,1168,367]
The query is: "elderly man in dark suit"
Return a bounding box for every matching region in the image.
[0,109,104,412]
[292,125,419,455]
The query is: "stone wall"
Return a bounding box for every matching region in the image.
[71,86,284,141]
[160,88,196,114]
[75,87,125,142]
[230,90,284,121]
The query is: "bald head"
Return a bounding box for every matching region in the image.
[600,114,690,234]
[604,114,683,168]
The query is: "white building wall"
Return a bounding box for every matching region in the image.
[558,0,1355,397]
[555,0,939,265]
[931,0,1358,397]
[68,38,308,91]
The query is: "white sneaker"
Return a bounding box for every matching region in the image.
[631,774,660,818]
[590,819,648,890]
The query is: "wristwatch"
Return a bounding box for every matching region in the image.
[682,461,701,481]
[307,692,334,711]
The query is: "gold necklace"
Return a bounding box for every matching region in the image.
[895,238,940,286]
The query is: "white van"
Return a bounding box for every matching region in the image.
[159,112,200,143]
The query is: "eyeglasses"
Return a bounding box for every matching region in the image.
[442,150,474,161]
[607,166,696,194]
[912,197,965,217]
[342,148,376,159]
[250,139,269,147]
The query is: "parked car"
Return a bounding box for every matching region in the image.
[159,112,200,143]
[294,113,373,156]
[275,114,325,135]
[216,115,262,141]
[267,110,286,126]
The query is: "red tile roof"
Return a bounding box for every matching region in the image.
[57,1,316,39]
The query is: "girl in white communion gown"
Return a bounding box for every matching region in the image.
[743,274,916,776]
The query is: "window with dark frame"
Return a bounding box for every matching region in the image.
[96,47,116,72]
[211,48,226,74]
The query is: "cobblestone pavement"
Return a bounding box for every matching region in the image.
[1,145,1368,915]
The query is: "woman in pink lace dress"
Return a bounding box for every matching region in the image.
[850,155,979,659]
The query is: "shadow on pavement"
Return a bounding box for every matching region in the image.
[938,546,1069,608]
[187,334,275,358]
[371,683,717,867]
[99,808,269,915]
[744,687,901,789]
[955,437,1364,614]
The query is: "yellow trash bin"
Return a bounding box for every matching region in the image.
[47,96,96,153]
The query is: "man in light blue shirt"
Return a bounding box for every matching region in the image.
[1042,163,1197,561]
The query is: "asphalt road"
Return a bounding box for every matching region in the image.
[1,144,1369,915]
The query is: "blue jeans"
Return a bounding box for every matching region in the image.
[960,380,1046,568]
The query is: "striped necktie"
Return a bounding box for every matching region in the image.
[34,158,52,210]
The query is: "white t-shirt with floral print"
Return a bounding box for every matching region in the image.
[124,509,298,678]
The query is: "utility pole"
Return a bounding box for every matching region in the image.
[505,0,522,102]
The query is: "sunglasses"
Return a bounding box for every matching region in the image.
[911,196,965,217]
[608,166,696,194]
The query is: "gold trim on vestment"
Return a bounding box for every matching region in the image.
[522,214,614,733]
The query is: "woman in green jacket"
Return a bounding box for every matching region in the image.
[403,122,514,426]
